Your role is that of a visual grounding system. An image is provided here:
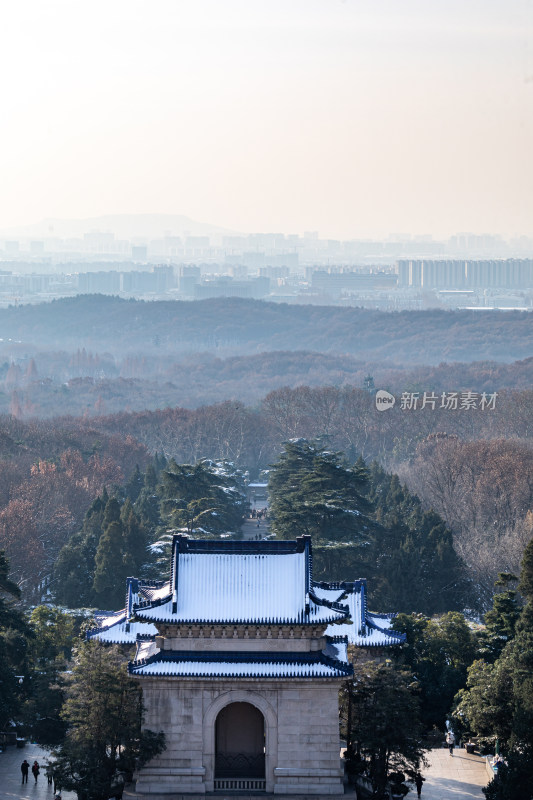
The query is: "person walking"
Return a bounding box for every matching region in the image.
[45,764,54,785]
[446,730,455,756]
[21,759,30,784]
[414,773,425,797]
[31,760,40,783]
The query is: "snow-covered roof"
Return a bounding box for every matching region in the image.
[129,578,169,606]
[90,544,403,653]
[134,536,349,626]
[323,638,348,664]
[136,638,159,662]
[129,650,353,679]
[317,581,406,647]
[88,578,166,645]
[93,608,125,631]
[312,585,346,604]
[90,619,158,645]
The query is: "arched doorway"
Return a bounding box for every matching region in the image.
[215,702,265,781]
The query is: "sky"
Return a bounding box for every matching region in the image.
[1,0,532,239]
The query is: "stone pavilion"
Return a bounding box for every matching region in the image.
[90,534,404,797]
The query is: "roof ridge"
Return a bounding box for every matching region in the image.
[308,589,349,616]
[172,533,311,555]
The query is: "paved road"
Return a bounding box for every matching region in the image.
[415,746,489,799]
[0,743,75,800]
[241,516,270,541]
[0,744,490,800]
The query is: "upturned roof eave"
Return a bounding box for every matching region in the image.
[133,611,347,625]
[128,649,353,679]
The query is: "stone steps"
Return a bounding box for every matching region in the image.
[125,787,356,800]
[127,796,353,800]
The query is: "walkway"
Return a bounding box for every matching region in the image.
[0,743,75,800]
[0,743,490,800]
[416,746,489,799]
[241,515,270,541]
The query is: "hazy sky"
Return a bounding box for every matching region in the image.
[1,0,532,239]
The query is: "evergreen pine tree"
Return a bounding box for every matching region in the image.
[124,465,144,503]
[344,661,426,797]
[453,538,533,797]
[121,499,148,574]
[0,550,30,730]
[54,533,95,607]
[160,459,246,536]
[54,641,165,800]
[394,611,476,730]
[367,462,468,614]
[134,460,164,531]
[93,520,126,607]
[144,463,158,490]
[518,537,533,600]
[480,573,520,662]
[153,452,168,474]
[54,492,109,606]
[268,440,372,543]
[103,497,121,527]
[23,605,75,744]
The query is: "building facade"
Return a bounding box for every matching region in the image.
[90,535,404,797]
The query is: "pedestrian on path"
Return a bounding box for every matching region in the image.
[31,760,40,782]
[446,730,455,755]
[414,772,425,797]
[21,759,29,783]
[46,763,54,785]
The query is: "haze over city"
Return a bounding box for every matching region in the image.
[1,0,532,239]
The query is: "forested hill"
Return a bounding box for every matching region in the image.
[0,295,531,363]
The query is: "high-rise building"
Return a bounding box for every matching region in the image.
[396,259,533,290]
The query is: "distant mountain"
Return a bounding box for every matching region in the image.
[0,213,240,240]
[0,295,530,364]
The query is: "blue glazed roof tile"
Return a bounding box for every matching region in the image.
[129,649,353,679]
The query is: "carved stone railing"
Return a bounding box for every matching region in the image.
[214,778,266,792]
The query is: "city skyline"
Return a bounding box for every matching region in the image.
[1,1,532,239]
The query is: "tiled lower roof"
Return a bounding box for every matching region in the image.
[88,578,168,644]
[317,581,406,647]
[323,639,348,664]
[129,650,353,679]
[89,620,158,644]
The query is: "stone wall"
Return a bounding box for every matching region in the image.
[134,677,344,796]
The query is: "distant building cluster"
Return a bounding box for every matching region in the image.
[2,228,533,268]
[397,258,533,290]
[310,269,397,295]
[0,230,531,310]
[0,264,175,302]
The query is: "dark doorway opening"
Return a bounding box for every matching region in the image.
[215,702,265,779]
